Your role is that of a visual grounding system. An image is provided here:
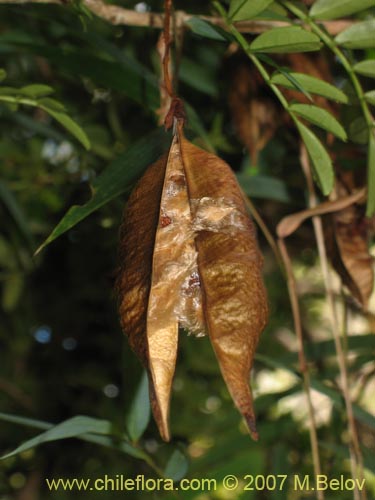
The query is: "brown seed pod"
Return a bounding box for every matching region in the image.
[116,121,268,441]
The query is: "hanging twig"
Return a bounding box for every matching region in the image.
[162,0,174,100]
[161,0,186,131]
[243,193,284,274]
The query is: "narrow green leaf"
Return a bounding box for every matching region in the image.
[20,84,54,98]
[354,60,375,79]
[229,0,274,21]
[271,72,348,103]
[0,69,6,82]
[39,105,90,150]
[335,20,375,49]
[164,450,189,481]
[0,412,50,430]
[290,103,347,141]
[364,90,375,105]
[35,128,170,254]
[253,9,290,22]
[366,132,375,216]
[186,18,228,41]
[126,371,150,442]
[250,26,321,53]
[38,97,66,112]
[275,70,313,101]
[310,0,374,21]
[1,416,111,459]
[0,412,144,460]
[296,120,334,195]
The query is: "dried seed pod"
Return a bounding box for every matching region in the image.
[117,121,268,441]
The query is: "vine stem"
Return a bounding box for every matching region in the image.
[213,3,302,131]
[282,0,373,127]
[299,146,367,500]
[213,4,324,492]
[280,0,368,494]
[282,0,375,216]
[242,192,285,274]
[163,0,174,99]
[278,238,324,500]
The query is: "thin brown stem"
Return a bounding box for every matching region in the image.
[242,193,284,274]
[278,238,323,499]
[300,145,366,500]
[163,0,174,99]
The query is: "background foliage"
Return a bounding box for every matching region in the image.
[0,0,374,498]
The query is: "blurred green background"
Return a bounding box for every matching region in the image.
[0,1,374,498]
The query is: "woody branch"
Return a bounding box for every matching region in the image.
[0,0,355,35]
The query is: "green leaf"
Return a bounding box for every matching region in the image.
[1,416,111,459]
[38,97,66,112]
[271,71,348,103]
[0,412,50,431]
[229,0,274,21]
[365,90,375,105]
[354,60,375,79]
[310,0,375,20]
[186,18,228,41]
[250,26,321,53]
[0,412,144,460]
[164,449,189,481]
[126,371,150,442]
[39,105,90,150]
[296,120,334,195]
[0,68,6,82]
[290,103,347,141]
[35,128,170,254]
[335,20,375,49]
[366,132,375,216]
[19,84,54,98]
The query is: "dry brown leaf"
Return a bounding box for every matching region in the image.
[117,121,268,441]
[276,188,366,238]
[276,179,373,309]
[326,177,374,309]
